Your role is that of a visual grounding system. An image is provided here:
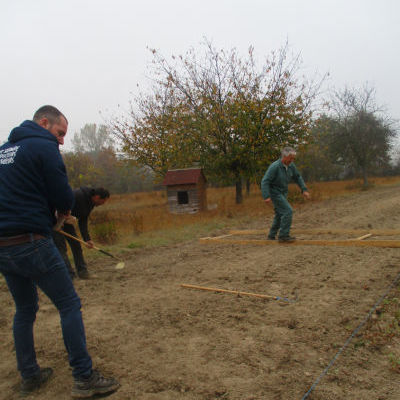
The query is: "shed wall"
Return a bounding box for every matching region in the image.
[166,183,206,214]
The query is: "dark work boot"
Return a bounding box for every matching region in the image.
[278,236,296,243]
[20,367,53,395]
[77,268,89,280]
[71,370,120,398]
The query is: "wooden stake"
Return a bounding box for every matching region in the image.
[354,233,373,240]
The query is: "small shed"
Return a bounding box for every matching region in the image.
[162,168,207,214]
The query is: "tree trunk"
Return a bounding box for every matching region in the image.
[246,179,250,196]
[235,174,243,204]
[362,167,369,188]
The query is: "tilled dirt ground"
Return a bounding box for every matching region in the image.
[1,184,400,400]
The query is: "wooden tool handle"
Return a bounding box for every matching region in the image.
[58,230,99,250]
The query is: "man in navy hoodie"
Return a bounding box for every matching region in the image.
[0,106,119,398]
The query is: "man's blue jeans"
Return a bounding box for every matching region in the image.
[0,236,92,379]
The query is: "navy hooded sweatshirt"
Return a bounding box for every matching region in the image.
[0,120,74,236]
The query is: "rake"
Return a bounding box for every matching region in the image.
[58,230,125,269]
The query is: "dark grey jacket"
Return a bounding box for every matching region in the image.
[261,159,307,199]
[72,187,96,241]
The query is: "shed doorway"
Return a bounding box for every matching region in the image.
[177,191,189,205]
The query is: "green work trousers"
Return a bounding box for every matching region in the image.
[269,194,293,239]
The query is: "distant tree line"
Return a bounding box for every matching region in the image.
[62,123,154,193]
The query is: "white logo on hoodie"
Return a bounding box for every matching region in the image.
[0,146,20,165]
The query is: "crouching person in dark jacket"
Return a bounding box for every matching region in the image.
[0,106,119,398]
[53,187,110,279]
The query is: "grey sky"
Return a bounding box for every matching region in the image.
[1,0,399,149]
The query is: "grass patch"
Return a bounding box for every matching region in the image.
[83,219,228,264]
[124,219,228,249]
[84,176,400,254]
[361,288,400,350]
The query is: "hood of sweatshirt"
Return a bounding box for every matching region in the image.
[8,120,58,145]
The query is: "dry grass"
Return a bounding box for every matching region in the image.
[87,176,400,249]
[308,175,400,199]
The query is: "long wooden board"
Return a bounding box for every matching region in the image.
[181,284,278,300]
[199,237,400,248]
[228,229,400,236]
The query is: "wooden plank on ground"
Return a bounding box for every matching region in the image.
[200,233,234,241]
[199,237,400,248]
[229,229,400,237]
[181,283,278,300]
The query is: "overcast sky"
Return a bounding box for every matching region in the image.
[1,0,399,149]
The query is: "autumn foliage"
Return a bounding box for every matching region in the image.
[110,40,324,203]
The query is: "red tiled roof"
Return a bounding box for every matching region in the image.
[162,168,205,185]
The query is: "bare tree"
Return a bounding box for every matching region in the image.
[328,84,397,186]
[72,123,114,154]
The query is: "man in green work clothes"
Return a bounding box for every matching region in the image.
[261,147,310,242]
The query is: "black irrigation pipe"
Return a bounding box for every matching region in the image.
[301,269,400,400]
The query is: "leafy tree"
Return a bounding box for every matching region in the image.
[62,151,98,188]
[296,116,344,181]
[111,84,195,175]
[63,120,154,193]
[110,40,323,203]
[65,122,155,193]
[62,149,155,193]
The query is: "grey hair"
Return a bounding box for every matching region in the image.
[33,105,68,125]
[281,146,296,158]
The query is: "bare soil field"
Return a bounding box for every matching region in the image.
[1,184,400,400]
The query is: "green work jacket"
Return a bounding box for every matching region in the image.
[261,159,307,199]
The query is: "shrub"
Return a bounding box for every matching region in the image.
[91,221,118,244]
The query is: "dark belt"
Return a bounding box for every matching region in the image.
[0,233,45,247]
